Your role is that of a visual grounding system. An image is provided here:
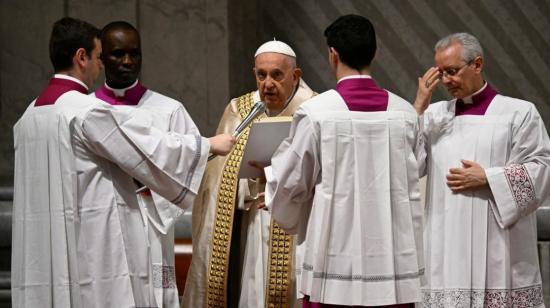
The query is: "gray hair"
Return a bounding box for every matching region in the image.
[434,32,483,62]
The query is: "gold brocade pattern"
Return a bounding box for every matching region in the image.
[206,92,256,308]
[205,92,295,308]
[265,222,294,308]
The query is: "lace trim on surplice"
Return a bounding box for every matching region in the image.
[152,264,177,289]
[422,285,544,308]
[302,263,424,282]
[503,164,536,211]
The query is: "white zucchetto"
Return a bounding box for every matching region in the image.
[254,40,296,58]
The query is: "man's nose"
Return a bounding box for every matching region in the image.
[264,76,275,88]
[122,54,132,65]
[441,74,452,84]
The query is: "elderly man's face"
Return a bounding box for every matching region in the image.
[254,53,300,112]
[101,28,142,88]
[435,43,482,99]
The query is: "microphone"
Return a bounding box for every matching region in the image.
[208,101,266,161]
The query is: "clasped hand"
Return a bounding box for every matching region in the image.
[446,159,488,192]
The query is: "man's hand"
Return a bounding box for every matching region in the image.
[446,159,488,192]
[414,67,441,115]
[208,134,236,156]
[256,192,268,211]
[248,160,269,184]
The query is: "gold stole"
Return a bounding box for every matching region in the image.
[205,93,294,308]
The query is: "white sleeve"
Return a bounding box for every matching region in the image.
[170,104,201,135]
[78,104,210,209]
[147,104,203,232]
[265,110,320,234]
[486,104,550,228]
[416,114,428,177]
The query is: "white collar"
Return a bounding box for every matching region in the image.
[54,74,89,90]
[461,82,487,105]
[337,74,372,84]
[105,80,139,97]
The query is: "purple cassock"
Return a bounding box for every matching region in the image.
[94,82,148,106]
[35,78,87,106]
[455,83,498,116]
[336,77,388,112]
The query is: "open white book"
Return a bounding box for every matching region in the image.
[238,116,292,178]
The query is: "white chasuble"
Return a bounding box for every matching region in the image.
[265,90,424,306]
[182,81,315,308]
[419,95,550,307]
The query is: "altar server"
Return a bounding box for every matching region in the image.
[264,14,424,307]
[93,21,198,308]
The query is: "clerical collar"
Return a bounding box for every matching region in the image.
[455,82,498,116]
[461,82,487,105]
[35,75,88,106]
[337,74,372,83]
[105,80,139,97]
[54,73,89,90]
[95,80,148,106]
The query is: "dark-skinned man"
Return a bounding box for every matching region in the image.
[91,21,205,308]
[13,17,235,308]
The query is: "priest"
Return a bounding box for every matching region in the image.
[12,17,234,308]
[92,21,197,308]
[182,40,316,308]
[415,32,550,307]
[263,15,424,307]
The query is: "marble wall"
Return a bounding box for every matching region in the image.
[0,0,230,186]
[249,0,550,118]
[1,0,550,186]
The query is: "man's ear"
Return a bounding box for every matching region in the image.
[293,68,303,82]
[74,47,88,68]
[473,56,483,74]
[329,47,339,67]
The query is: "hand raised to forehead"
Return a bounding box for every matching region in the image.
[414,67,441,115]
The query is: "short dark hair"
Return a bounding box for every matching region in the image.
[324,14,376,70]
[101,21,140,42]
[49,17,100,72]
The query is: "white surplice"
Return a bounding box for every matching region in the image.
[71,102,208,308]
[92,89,199,308]
[265,90,424,306]
[12,90,94,308]
[418,95,550,307]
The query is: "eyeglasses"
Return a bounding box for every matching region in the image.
[439,60,473,78]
